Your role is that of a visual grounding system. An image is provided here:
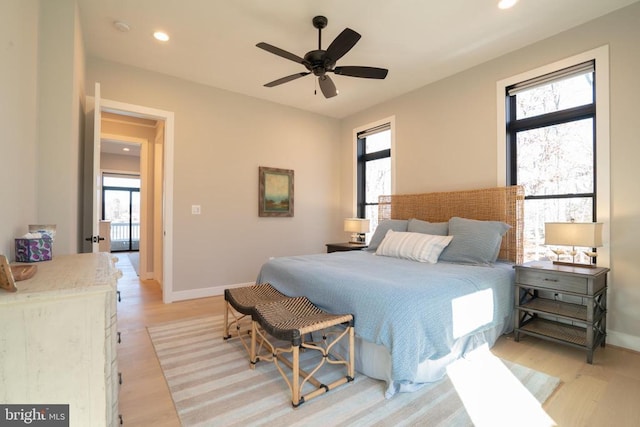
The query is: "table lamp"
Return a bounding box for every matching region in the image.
[544,221,603,267]
[344,218,370,244]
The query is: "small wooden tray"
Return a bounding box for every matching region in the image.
[10,264,38,281]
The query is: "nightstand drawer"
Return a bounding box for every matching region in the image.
[517,269,588,294]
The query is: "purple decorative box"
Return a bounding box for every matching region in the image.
[15,238,53,262]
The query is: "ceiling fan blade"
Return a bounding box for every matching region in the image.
[325,28,361,63]
[318,75,337,98]
[333,66,389,79]
[264,72,311,87]
[256,42,306,65]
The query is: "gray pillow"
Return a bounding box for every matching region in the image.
[407,218,448,236]
[367,219,408,251]
[439,217,511,264]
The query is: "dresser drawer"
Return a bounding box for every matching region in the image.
[517,269,588,294]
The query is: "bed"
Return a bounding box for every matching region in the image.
[256,186,524,397]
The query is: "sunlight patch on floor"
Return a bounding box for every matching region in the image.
[446,344,557,427]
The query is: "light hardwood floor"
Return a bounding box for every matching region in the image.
[115,255,640,426]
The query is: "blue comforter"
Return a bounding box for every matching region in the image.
[256,251,514,384]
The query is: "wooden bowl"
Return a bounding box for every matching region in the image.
[10,264,38,281]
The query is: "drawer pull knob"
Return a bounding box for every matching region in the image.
[543,278,559,282]
[119,372,123,385]
[117,290,121,302]
[117,332,121,344]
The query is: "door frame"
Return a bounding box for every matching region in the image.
[99,98,175,303]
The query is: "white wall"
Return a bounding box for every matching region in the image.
[36,0,85,254]
[86,58,341,294]
[340,3,640,351]
[0,0,39,257]
[0,0,84,258]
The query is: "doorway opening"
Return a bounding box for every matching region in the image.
[98,114,159,283]
[103,173,141,252]
[84,83,175,302]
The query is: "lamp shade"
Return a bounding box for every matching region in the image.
[344,218,370,233]
[544,222,603,247]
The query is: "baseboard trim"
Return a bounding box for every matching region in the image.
[167,282,253,303]
[607,330,640,353]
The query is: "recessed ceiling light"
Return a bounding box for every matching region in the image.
[498,0,518,9]
[123,147,130,152]
[153,31,170,42]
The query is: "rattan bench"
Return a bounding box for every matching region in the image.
[252,296,355,407]
[223,283,288,362]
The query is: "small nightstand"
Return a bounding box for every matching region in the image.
[326,242,368,253]
[514,261,609,363]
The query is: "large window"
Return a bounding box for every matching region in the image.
[356,123,391,233]
[506,61,596,262]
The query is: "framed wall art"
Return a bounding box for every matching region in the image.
[258,166,294,217]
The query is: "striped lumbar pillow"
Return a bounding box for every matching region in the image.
[375,230,453,263]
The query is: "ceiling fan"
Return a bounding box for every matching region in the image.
[256,16,389,98]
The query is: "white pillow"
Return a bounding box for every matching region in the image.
[376,230,453,263]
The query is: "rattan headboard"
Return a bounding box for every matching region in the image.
[378,186,524,264]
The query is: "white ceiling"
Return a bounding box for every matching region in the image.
[101,138,141,157]
[78,0,637,119]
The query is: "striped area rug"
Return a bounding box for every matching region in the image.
[148,315,560,427]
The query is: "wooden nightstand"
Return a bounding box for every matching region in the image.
[514,261,609,363]
[326,242,368,253]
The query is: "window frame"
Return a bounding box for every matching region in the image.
[353,117,396,220]
[496,46,610,267]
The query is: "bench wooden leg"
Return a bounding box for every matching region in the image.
[292,346,301,406]
[348,326,355,379]
[250,320,259,369]
[223,302,230,339]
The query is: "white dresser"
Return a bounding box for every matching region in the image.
[0,253,121,427]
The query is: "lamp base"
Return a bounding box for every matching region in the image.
[349,233,366,244]
[552,260,597,269]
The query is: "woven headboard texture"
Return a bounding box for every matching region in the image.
[379,186,524,264]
